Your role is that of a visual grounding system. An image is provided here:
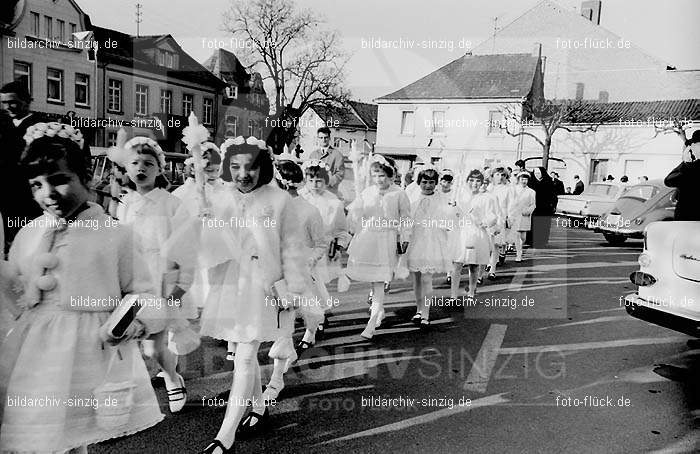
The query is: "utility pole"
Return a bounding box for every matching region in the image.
[492,16,500,53]
[135,3,143,37]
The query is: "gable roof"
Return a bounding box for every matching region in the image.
[377,53,540,101]
[92,26,226,88]
[564,99,700,124]
[310,104,366,129]
[202,49,251,87]
[348,101,378,129]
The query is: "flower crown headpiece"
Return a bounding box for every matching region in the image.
[301,159,331,173]
[220,136,271,158]
[417,163,438,174]
[24,122,85,148]
[274,161,303,189]
[123,136,166,169]
[440,168,454,177]
[369,154,391,168]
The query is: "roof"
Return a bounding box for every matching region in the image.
[564,99,700,124]
[311,104,366,129]
[377,53,541,100]
[92,26,226,89]
[202,49,250,87]
[348,101,378,129]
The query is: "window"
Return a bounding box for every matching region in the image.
[182,94,194,117]
[135,84,149,115]
[431,111,445,134]
[257,122,263,139]
[107,131,118,147]
[70,23,77,38]
[46,68,63,102]
[400,111,414,135]
[248,119,255,136]
[13,62,31,96]
[157,50,174,68]
[333,137,343,148]
[488,111,503,134]
[30,12,40,36]
[225,115,238,137]
[75,73,89,106]
[44,16,52,40]
[56,20,65,42]
[226,85,238,99]
[160,89,172,114]
[108,79,122,112]
[203,98,213,124]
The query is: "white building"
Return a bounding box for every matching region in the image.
[297,101,377,157]
[375,53,543,176]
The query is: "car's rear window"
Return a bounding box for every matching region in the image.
[619,185,658,202]
[583,184,616,196]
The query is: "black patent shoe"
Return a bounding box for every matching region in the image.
[237,408,270,438]
[202,439,233,454]
[419,319,431,331]
[296,340,313,355]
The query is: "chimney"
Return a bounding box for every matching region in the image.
[575,82,585,100]
[598,90,609,103]
[581,0,602,25]
[532,42,542,57]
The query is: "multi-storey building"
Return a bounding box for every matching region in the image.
[202,49,269,145]
[1,0,97,125]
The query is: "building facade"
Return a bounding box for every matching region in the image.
[297,101,378,158]
[375,53,543,176]
[202,49,269,145]
[1,0,97,123]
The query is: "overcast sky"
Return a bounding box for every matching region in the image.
[76,0,700,102]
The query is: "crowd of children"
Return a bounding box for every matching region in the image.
[0,122,537,453]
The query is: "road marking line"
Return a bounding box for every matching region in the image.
[536,315,633,330]
[463,324,508,393]
[316,393,510,445]
[498,336,688,355]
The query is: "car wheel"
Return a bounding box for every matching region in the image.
[603,233,627,245]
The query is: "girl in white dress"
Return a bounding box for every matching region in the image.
[487,167,516,278]
[109,136,195,414]
[510,172,536,262]
[346,155,411,340]
[406,167,454,329]
[0,124,163,453]
[259,158,327,409]
[299,160,352,341]
[199,137,305,454]
[451,170,498,300]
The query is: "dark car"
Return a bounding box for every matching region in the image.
[591,180,677,244]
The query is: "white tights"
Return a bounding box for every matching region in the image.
[214,341,262,449]
[411,272,432,320]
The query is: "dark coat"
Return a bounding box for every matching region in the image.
[573,180,585,195]
[664,160,700,221]
[533,177,558,215]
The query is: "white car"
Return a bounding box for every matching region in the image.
[624,222,700,337]
[556,182,625,223]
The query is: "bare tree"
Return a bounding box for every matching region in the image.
[222,0,351,152]
[500,99,601,169]
[652,117,694,151]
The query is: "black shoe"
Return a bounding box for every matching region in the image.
[488,272,497,280]
[296,340,313,356]
[446,274,452,284]
[411,312,422,326]
[202,439,233,454]
[498,254,506,265]
[316,316,328,340]
[367,290,373,305]
[384,282,390,293]
[419,319,431,331]
[477,277,483,285]
[237,408,269,438]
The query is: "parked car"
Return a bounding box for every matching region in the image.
[624,221,699,337]
[591,180,676,244]
[555,182,625,223]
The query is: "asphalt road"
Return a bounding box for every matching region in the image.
[93,222,699,454]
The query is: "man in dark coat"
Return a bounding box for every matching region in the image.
[573,175,585,195]
[551,171,566,196]
[664,131,700,221]
[0,81,44,252]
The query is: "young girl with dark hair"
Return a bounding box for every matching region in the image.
[0,124,163,453]
[199,137,305,454]
[452,169,497,301]
[406,166,454,328]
